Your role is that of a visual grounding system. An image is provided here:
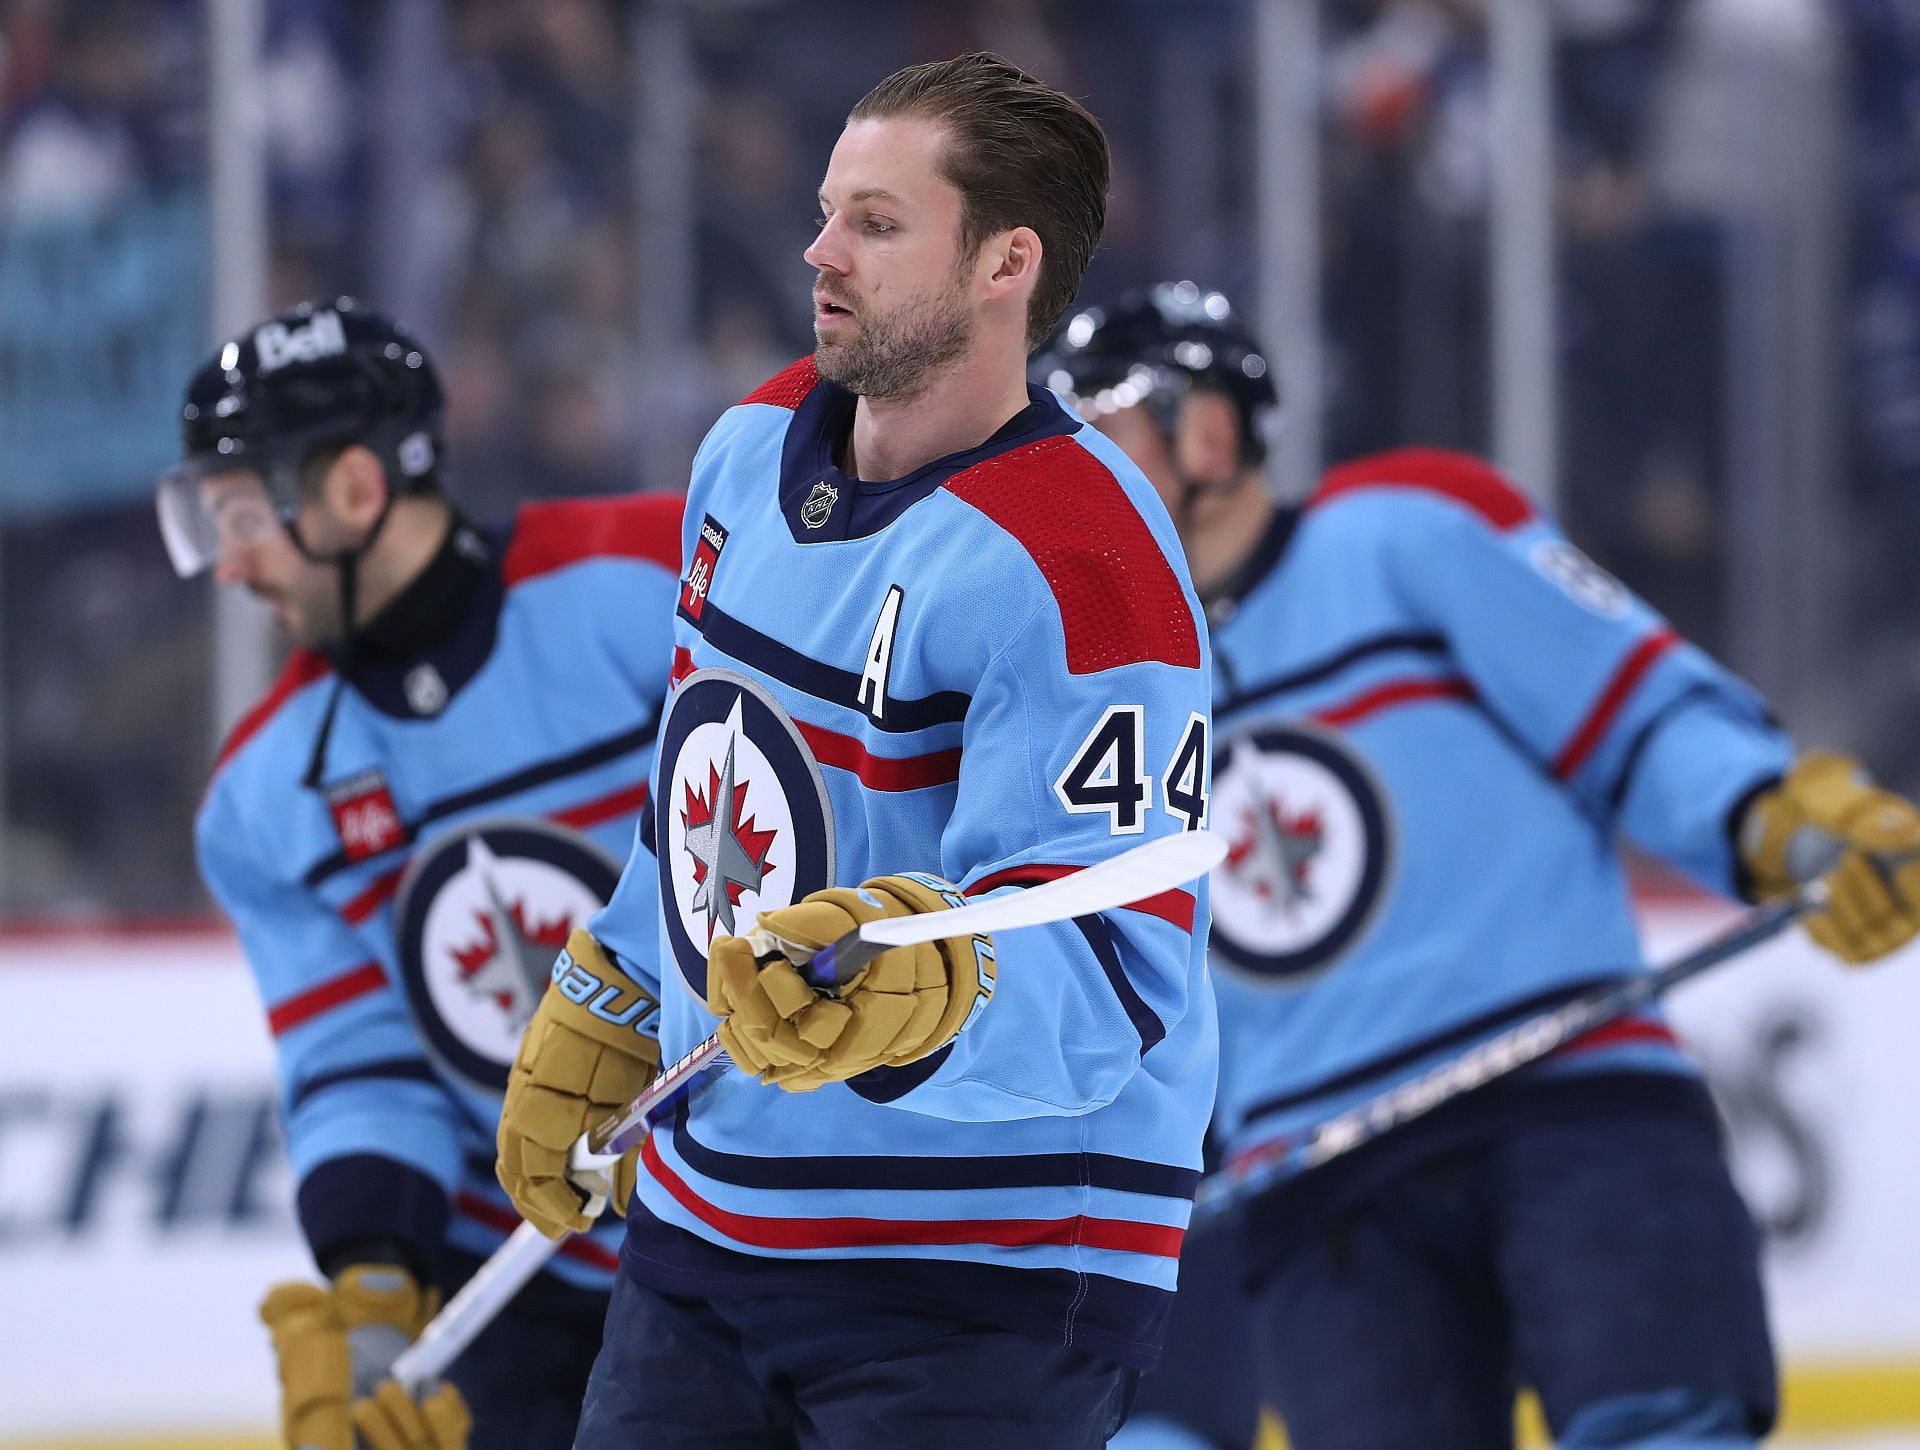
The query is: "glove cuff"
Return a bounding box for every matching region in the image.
[544,927,664,1072]
[864,872,969,919]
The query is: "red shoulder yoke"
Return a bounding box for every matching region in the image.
[946,436,1200,675]
[739,356,821,411]
[503,493,683,587]
[1311,447,1537,532]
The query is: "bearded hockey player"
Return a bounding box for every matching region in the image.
[1039,283,1920,1450]
[164,299,682,1449]
[493,56,1215,1449]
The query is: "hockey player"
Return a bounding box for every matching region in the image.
[161,299,682,1450]
[1039,282,1920,1450]
[492,55,1215,1449]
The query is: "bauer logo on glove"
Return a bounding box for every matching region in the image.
[708,873,995,1092]
[496,928,662,1239]
[552,943,663,1035]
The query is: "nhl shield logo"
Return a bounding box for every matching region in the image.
[393,819,621,1094]
[1209,721,1394,985]
[656,668,835,999]
[801,478,839,529]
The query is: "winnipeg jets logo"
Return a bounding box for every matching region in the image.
[446,835,574,1023]
[393,820,621,1094]
[1209,724,1393,985]
[1225,788,1324,914]
[679,711,779,940]
[657,669,834,998]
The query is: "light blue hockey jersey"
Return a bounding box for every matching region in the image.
[590,358,1216,1369]
[1201,449,1791,1173]
[197,496,681,1294]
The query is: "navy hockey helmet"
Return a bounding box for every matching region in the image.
[157,298,444,576]
[1032,280,1280,467]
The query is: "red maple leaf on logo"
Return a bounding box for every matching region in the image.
[1225,795,1324,904]
[682,762,719,844]
[450,899,574,1010]
[681,763,779,913]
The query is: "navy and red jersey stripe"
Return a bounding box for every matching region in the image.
[1553,627,1682,781]
[268,960,388,1036]
[642,1136,1185,1259]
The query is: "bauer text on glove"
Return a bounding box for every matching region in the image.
[496,927,660,1238]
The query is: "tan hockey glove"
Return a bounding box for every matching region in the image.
[258,1264,448,1450]
[353,1379,472,1450]
[496,928,661,1239]
[708,874,994,1092]
[1741,751,1920,964]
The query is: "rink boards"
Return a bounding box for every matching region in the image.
[0,908,1916,1446]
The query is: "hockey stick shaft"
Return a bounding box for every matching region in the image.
[389,1036,732,1394]
[1191,884,1818,1225]
[393,829,1224,1391]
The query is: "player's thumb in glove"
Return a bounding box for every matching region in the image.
[496,928,661,1239]
[258,1263,439,1450]
[1741,750,1920,964]
[708,873,994,1092]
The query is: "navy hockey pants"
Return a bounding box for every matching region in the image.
[1123,1082,1776,1449]
[441,1285,603,1450]
[573,1273,1138,1448]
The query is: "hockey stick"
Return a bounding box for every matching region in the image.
[1189,882,1821,1227]
[391,829,1226,1392]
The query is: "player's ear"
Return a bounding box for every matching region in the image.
[322,444,392,533]
[981,225,1042,305]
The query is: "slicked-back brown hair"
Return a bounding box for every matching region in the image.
[849,52,1109,349]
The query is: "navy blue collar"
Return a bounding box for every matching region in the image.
[335,516,505,721]
[777,379,1082,542]
[1203,506,1299,628]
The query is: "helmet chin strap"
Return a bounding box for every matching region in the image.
[300,494,399,791]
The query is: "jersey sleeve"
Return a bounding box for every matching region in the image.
[587,795,667,1003]
[1361,455,1792,894]
[877,516,1214,1123]
[196,781,466,1273]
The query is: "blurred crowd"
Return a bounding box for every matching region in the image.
[3,0,1920,917]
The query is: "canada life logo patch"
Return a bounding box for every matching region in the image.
[655,668,835,999]
[393,820,621,1094]
[326,768,407,862]
[1208,721,1394,985]
[678,514,728,625]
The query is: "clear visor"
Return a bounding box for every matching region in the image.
[155,461,284,577]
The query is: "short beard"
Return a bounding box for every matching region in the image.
[814,281,973,401]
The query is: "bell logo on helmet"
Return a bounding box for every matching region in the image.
[253,309,348,374]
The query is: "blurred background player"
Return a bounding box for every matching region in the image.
[161,298,682,1450]
[1037,283,1920,1450]
[493,54,1215,1450]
